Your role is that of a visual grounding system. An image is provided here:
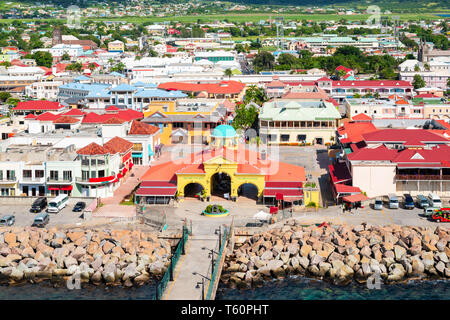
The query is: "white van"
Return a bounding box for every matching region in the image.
[388,194,399,209]
[47,194,69,213]
[427,193,442,209]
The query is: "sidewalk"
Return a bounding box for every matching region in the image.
[101,165,148,205]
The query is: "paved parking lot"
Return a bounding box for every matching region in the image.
[0,199,93,228]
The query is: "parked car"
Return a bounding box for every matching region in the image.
[30,197,47,213]
[424,207,439,217]
[427,193,442,209]
[388,194,399,209]
[0,215,15,227]
[73,202,86,212]
[373,199,383,210]
[32,213,49,228]
[403,194,415,210]
[416,195,429,209]
[432,208,450,223]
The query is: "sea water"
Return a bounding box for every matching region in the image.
[216,277,450,300]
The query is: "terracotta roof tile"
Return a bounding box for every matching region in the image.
[53,115,80,124]
[76,142,109,155]
[104,136,134,154]
[128,120,160,135]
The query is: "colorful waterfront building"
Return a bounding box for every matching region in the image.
[135,132,307,205]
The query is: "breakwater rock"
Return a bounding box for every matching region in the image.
[222,222,450,288]
[0,227,171,287]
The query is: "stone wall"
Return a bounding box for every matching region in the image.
[222,221,450,288]
[0,227,171,287]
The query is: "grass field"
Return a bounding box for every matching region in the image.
[0,12,446,25]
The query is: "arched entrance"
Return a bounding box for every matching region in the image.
[211,172,231,198]
[183,183,204,198]
[237,183,259,201]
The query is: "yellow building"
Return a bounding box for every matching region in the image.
[108,40,125,53]
[143,100,228,145]
[136,131,307,206]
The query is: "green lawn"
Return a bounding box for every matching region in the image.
[0,12,445,25]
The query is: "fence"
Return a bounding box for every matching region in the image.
[155,223,190,300]
[137,204,167,231]
[205,225,230,300]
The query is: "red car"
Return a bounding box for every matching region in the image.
[432,208,450,222]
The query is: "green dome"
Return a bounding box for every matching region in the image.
[212,125,237,138]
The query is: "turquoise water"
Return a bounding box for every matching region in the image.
[216,277,450,300]
[0,278,448,300]
[0,282,157,300]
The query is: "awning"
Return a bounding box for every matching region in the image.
[117,173,123,179]
[264,189,303,198]
[129,162,134,169]
[328,162,352,184]
[135,187,177,196]
[132,153,143,158]
[122,168,128,175]
[343,194,369,203]
[265,181,303,188]
[61,185,73,191]
[334,184,361,194]
[47,187,60,191]
[89,176,114,183]
[112,178,119,183]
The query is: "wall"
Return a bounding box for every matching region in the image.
[352,163,396,198]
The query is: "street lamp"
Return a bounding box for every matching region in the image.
[214,227,221,249]
[193,271,211,300]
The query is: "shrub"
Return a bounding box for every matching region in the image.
[204,204,227,213]
[306,201,317,207]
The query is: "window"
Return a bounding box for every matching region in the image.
[63,171,72,181]
[297,134,306,142]
[49,170,58,181]
[7,170,15,181]
[98,170,105,178]
[281,134,290,142]
[268,134,277,142]
[22,170,32,178]
[35,170,44,178]
[82,171,89,180]
[91,171,96,178]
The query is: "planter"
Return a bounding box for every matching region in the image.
[202,209,230,218]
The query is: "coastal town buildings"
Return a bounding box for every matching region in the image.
[259,100,341,145]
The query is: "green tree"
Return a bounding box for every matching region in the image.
[232,103,259,131]
[111,62,125,73]
[31,51,52,68]
[61,52,71,61]
[0,92,11,102]
[412,74,426,89]
[244,85,268,106]
[253,51,274,72]
[224,68,233,79]
[277,53,297,68]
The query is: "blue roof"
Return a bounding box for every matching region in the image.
[134,89,187,98]
[212,125,237,138]
[110,83,137,92]
[109,72,126,78]
[133,81,157,88]
[74,75,90,81]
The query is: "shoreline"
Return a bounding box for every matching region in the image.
[0,227,172,288]
[221,221,450,289]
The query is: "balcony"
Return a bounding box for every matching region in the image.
[395,174,450,181]
[0,177,18,184]
[46,177,73,184]
[21,177,45,184]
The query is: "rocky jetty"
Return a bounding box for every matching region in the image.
[222,222,450,288]
[0,227,171,287]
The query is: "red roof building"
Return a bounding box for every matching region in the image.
[158,81,245,98]
[13,101,66,113]
[128,120,160,135]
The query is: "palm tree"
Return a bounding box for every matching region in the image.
[224,68,233,79]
